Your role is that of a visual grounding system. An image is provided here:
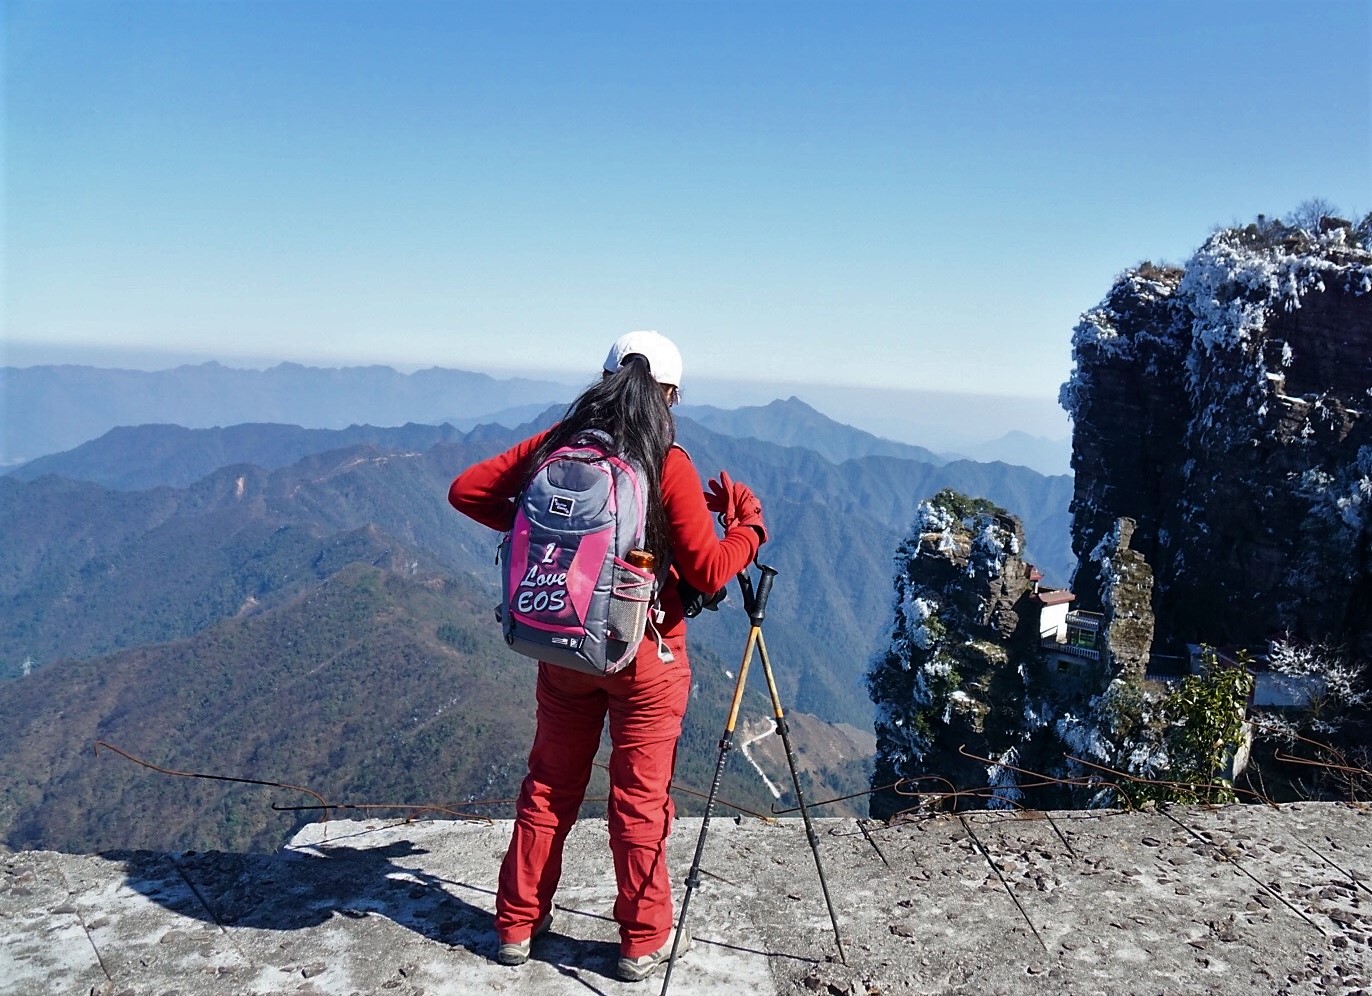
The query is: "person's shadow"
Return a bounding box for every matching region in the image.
[103,833,624,985]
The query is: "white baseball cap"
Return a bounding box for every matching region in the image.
[603,330,683,388]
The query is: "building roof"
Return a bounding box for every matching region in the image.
[3,806,1369,995]
[1036,589,1077,606]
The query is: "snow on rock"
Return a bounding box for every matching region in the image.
[1060,212,1372,661]
[867,491,1042,818]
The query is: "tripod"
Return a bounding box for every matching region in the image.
[660,562,846,995]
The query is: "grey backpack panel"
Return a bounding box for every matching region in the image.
[499,436,653,674]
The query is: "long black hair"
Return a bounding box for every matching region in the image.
[526,354,675,571]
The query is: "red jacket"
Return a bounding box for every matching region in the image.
[448,430,759,638]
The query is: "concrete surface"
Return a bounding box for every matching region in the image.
[2,804,1370,995]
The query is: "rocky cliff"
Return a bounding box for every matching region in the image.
[866,491,1072,818]
[1061,216,1372,658]
[868,212,1371,815]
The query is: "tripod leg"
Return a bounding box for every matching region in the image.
[659,625,759,996]
[755,629,848,965]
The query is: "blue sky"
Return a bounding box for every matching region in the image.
[5,0,1370,403]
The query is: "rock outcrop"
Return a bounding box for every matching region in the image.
[866,491,1043,818]
[868,215,1370,815]
[1097,518,1155,686]
[1061,217,1372,658]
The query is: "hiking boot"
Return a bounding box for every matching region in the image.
[617,925,692,982]
[495,911,553,966]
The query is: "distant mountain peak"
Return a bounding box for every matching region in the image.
[678,396,948,469]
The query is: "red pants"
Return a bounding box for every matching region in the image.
[495,639,690,958]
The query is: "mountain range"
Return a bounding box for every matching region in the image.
[3,362,1070,476]
[3,414,1074,719]
[0,364,1074,854]
[1,361,575,467]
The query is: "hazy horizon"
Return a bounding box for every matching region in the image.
[1,343,1071,454]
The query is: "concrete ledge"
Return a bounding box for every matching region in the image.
[2,805,1369,995]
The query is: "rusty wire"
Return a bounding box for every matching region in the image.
[1286,728,1354,768]
[767,779,899,815]
[952,744,1115,860]
[94,741,331,811]
[1271,746,1372,786]
[767,774,952,817]
[957,744,1136,810]
[273,794,626,816]
[1271,751,1370,777]
[876,773,997,818]
[1154,807,1327,937]
[93,739,781,838]
[1065,753,1281,808]
[957,812,1049,952]
[886,755,1115,820]
[93,741,494,828]
[778,766,1096,821]
[889,773,994,817]
[772,767,1059,820]
[1271,749,1372,804]
[271,801,516,820]
[97,722,1368,847]
[1256,726,1371,803]
[788,744,1288,825]
[1248,726,1371,801]
[777,749,1231,821]
[774,724,1367,823]
[591,759,777,823]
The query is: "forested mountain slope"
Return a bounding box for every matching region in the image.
[3,417,1072,725]
[0,556,798,854]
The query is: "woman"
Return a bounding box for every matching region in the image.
[447,330,766,982]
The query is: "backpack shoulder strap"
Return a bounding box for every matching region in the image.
[578,428,614,451]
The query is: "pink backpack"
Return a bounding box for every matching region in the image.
[498,434,657,674]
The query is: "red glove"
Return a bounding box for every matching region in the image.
[704,471,768,544]
[703,470,736,519]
